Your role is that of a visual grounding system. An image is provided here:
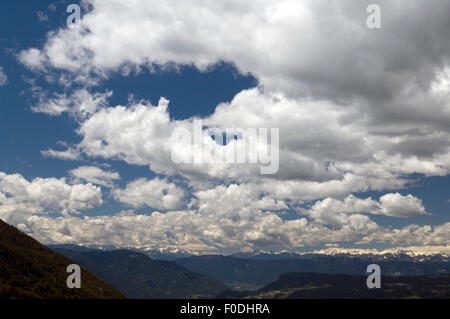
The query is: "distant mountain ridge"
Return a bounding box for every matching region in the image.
[175,254,449,290]
[51,246,228,299]
[0,220,125,299]
[232,251,449,263]
[217,272,450,299]
[46,243,449,292]
[49,244,197,260]
[47,244,450,261]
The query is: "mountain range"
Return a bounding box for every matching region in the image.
[175,254,449,290]
[217,272,450,299]
[2,217,447,299]
[47,243,450,292]
[50,245,228,299]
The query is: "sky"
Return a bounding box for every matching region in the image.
[0,0,449,254]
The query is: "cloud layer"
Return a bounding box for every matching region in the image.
[0,172,102,224]
[8,0,450,252]
[69,165,120,188]
[8,209,449,253]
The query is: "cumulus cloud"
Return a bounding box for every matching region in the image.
[25,1,450,190]
[5,210,449,253]
[18,0,450,149]
[13,0,450,251]
[42,88,450,200]
[18,48,46,70]
[69,166,120,188]
[18,0,450,103]
[300,193,429,227]
[191,183,288,216]
[113,177,186,210]
[378,193,429,218]
[0,171,102,224]
[0,171,443,252]
[66,94,277,181]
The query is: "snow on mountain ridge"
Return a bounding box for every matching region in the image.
[73,244,449,259]
[309,246,450,258]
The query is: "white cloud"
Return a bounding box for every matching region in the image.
[41,147,81,160]
[378,193,429,218]
[68,94,277,181]
[49,89,448,202]
[32,89,112,117]
[18,48,46,70]
[191,183,288,216]
[18,0,450,149]
[300,193,429,227]
[113,177,185,210]
[0,171,443,252]
[4,210,448,253]
[18,1,450,106]
[0,172,103,224]
[69,166,120,188]
[25,0,450,194]
[13,0,450,252]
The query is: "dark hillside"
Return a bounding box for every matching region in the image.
[0,219,125,299]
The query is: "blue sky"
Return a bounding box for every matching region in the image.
[0,0,449,254]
